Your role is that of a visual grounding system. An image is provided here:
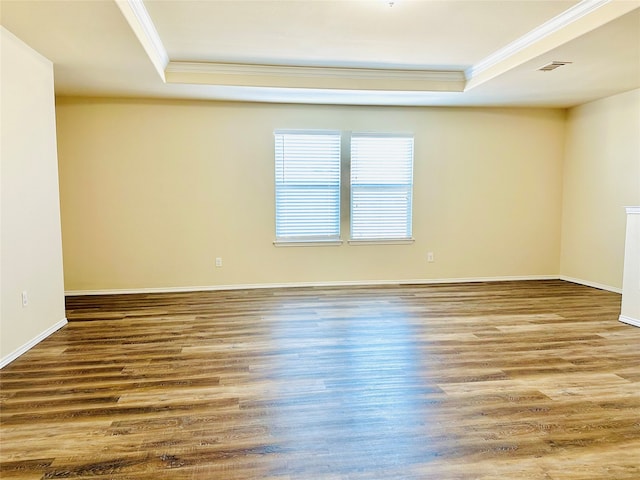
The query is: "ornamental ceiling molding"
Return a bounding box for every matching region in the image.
[115,0,168,81]
[165,62,466,92]
[116,0,638,94]
[464,0,640,90]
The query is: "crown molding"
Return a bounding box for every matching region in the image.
[115,0,169,82]
[467,0,609,80]
[112,0,465,93]
[165,62,466,92]
[465,0,640,90]
[114,0,638,99]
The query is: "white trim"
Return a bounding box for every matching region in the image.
[619,315,640,328]
[115,0,169,82]
[166,61,466,92]
[559,275,622,294]
[273,240,344,247]
[167,62,465,82]
[0,318,68,369]
[348,238,415,246]
[625,206,640,215]
[464,0,639,92]
[466,0,610,81]
[112,0,638,102]
[65,275,558,296]
[275,129,342,136]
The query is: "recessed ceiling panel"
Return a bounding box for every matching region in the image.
[465,8,640,107]
[144,0,578,69]
[1,0,637,106]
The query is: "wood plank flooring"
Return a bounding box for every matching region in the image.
[1,280,639,479]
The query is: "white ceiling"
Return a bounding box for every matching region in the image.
[146,0,576,68]
[1,0,639,107]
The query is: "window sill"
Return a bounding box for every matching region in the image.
[274,239,344,247]
[348,238,415,246]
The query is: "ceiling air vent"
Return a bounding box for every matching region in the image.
[537,61,573,72]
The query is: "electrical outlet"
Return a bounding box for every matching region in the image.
[427,252,435,263]
[21,291,28,307]
[215,257,223,268]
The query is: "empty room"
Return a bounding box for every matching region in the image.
[1,0,639,478]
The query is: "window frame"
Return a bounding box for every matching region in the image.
[349,132,415,244]
[273,129,343,246]
[273,129,415,247]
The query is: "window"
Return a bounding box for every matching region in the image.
[274,130,341,242]
[350,134,414,241]
[274,130,414,245]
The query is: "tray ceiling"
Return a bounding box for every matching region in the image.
[1,0,638,106]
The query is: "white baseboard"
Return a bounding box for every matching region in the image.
[0,318,68,369]
[558,276,622,294]
[65,275,559,296]
[619,315,640,328]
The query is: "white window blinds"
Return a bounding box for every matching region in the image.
[274,130,341,241]
[350,134,414,240]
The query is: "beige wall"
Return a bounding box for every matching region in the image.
[560,89,640,291]
[0,27,66,365]
[56,98,565,292]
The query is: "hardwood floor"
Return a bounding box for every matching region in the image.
[1,280,638,479]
